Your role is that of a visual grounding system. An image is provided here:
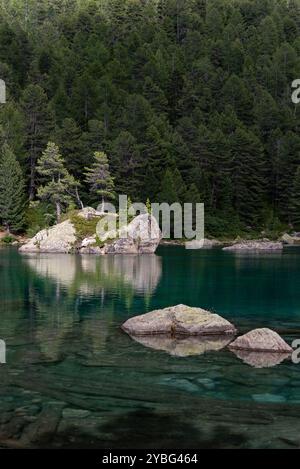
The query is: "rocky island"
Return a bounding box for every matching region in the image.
[19,208,162,255]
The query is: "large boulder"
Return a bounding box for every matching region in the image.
[223,241,283,251]
[77,207,105,220]
[122,304,237,337]
[228,328,292,353]
[282,233,300,245]
[19,220,76,253]
[101,213,161,254]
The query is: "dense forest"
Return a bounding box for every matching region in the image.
[0,0,300,237]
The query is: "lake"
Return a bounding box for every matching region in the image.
[0,246,300,448]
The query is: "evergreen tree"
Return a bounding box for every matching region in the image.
[84,151,115,210]
[21,84,54,199]
[290,167,300,229]
[37,142,80,222]
[0,144,25,232]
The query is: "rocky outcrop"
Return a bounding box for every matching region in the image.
[19,220,76,253]
[223,241,283,251]
[122,304,237,336]
[282,233,300,245]
[228,328,292,353]
[19,211,162,255]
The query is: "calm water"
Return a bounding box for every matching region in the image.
[0,246,300,448]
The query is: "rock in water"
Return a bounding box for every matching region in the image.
[19,211,161,255]
[223,241,282,251]
[121,304,237,336]
[228,328,292,353]
[282,233,300,245]
[19,220,76,253]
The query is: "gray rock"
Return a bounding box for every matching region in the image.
[223,241,283,251]
[19,220,76,253]
[77,207,104,220]
[228,328,292,353]
[122,304,237,337]
[282,233,300,245]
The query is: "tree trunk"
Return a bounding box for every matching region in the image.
[75,187,84,209]
[55,202,61,223]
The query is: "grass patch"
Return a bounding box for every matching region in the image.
[70,214,102,241]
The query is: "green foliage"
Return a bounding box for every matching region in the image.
[1,234,15,244]
[84,151,115,205]
[25,201,55,236]
[0,144,26,232]
[0,0,299,238]
[69,214,101,241]
[37,142,80,222]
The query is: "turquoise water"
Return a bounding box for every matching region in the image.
[0,246,300,448]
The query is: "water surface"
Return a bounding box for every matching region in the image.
[0,246,300,448]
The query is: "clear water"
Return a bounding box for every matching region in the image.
[0,246,300,448]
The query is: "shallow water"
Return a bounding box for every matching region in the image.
[0,246,300,448]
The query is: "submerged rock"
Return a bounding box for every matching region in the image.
[122,304,237,337]
[228,328,292,353]
[223,241,283,251]
[130,334,233,357]
[231,349,290,368]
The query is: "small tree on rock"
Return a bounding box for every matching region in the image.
[37,142,81,223]
[84,151,115,211]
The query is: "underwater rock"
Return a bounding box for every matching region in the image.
[122,304,237,337]
[228,328,292,353]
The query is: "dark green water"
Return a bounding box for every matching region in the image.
[0,246,300,448]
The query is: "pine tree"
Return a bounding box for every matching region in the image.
[21,84,54,199]
[37,142,80,222]
[84,151,115,211]
[290,167,300,229]
[0,144,25,232]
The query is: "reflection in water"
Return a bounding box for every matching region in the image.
[231,349,291,368]
[24,253,162,296]
[130,335,233,357]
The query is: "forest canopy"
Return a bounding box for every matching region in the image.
[0,0,300,237]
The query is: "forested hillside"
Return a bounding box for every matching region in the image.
[0,0,300,237]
